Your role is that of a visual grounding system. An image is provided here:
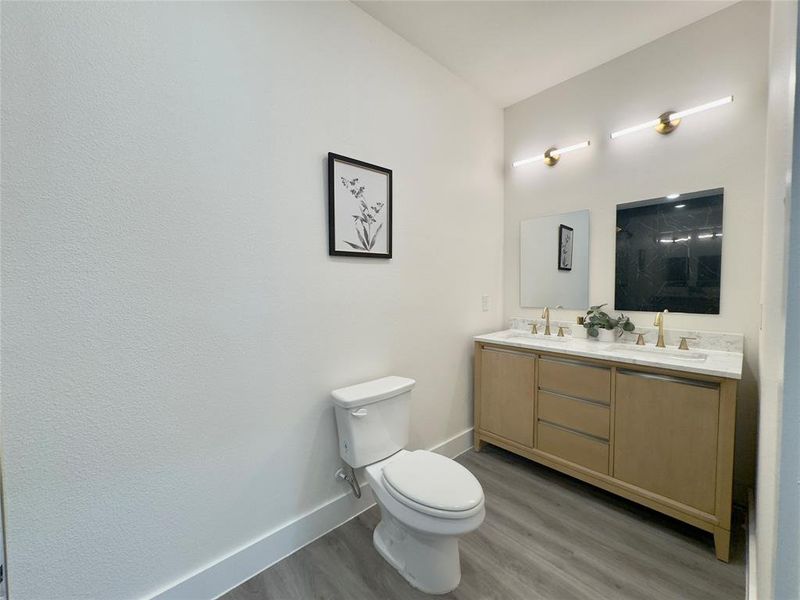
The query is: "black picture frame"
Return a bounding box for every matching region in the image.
[558,224,574,271]
[328,152,392,259]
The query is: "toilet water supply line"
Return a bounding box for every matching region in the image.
[336,464,362,498]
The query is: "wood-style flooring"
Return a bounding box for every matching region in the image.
[222,445,745,600]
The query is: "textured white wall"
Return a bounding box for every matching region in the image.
[503,2,769,498]
[757,1,798,597]
[0,3,503,598]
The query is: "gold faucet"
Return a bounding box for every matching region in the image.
[542,307,551,336]
[653,309,669,348]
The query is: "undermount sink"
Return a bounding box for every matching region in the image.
[610,345,708,362]
[505,332,569,343]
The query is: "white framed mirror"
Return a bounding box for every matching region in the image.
[520,209,590,309]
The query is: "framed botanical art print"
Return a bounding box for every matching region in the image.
[328,152,392,258]
[558,224,574,271]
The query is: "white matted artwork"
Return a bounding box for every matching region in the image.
[328,153,392,258]
[520,209,589,309]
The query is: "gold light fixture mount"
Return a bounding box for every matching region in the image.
[543,147,560,166]
[655,111,681,135]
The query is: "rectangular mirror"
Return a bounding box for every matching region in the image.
[615,188,723,314]
[520,209,590,309]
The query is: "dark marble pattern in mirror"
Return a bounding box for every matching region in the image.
[615,189,723,314]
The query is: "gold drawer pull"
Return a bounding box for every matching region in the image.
[617,369,719,390]
[538,418,609,443]
[538,388,610,407]
[541,356,610,371]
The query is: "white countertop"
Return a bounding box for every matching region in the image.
[474,329,743,380]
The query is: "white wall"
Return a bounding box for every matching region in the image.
[504,1,769,499]
[0,3,503,598]
[758,1,799,597]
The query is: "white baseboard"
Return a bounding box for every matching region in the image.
[427,426,474,460]
[150,427,475,600]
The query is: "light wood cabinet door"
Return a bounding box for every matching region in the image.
[614,370,720,513]
[479,348,535,447]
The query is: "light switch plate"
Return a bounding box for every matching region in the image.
[481,295,490,312]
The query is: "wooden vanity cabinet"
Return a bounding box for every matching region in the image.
[474,341,737,562]
[536,357,612,475]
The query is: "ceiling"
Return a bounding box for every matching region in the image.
[355,1,738,107]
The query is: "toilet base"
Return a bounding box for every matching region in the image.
[372,503,462,595]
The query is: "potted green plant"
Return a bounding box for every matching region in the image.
[615,314,636,338]
[584,304,635,342]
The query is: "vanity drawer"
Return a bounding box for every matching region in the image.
[538,357,611,403]
[538,391,609,439]
[537,421,609,474]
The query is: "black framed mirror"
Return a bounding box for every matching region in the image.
[615,188,723,314]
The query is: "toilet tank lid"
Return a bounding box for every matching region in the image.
[331,376,416,408]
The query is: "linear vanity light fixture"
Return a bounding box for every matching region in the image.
[512,140,590,167]
[610,95,733,139]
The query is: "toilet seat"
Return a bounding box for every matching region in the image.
[381,450,484,519]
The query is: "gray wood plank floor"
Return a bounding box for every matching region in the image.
[222,445,745,600]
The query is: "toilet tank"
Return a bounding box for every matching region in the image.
[331,376,415,468]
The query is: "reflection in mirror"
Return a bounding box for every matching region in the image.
[520,210,589,309]
[615,188,723,314]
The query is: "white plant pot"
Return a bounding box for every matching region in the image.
[572,327,588,340]
[598,329,617,343]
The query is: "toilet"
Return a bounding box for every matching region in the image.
[332,376,485,595]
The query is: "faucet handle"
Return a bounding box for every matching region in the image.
[530,321,539,335]
[678,336,697,350]
[557,326,569,337]
[635,332,647,346]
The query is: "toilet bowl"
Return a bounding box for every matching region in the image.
[332,377,485,595]
[365,450,485,594]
